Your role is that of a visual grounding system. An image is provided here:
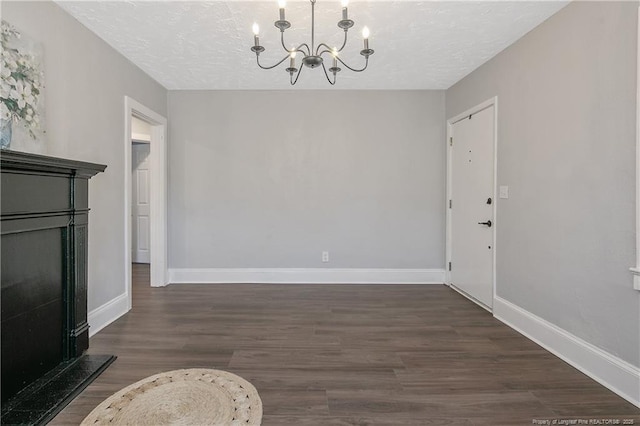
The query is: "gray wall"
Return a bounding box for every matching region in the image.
[3,1,167,311]
[447,1,639,367]
[168,90,445,269]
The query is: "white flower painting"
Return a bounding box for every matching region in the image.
[1,20,46,153]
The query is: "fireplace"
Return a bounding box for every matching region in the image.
[1,151,114,424]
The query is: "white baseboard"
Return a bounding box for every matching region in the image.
[87,292,130,337]
[168,268,445,285]
[494,296,640,408]
[448,283,492,313]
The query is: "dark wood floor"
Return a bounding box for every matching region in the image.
[51,264,639,425]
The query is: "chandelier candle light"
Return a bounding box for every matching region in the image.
[250,0,375,85]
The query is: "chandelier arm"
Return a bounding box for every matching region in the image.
[315,43,334,56]
[290,64,304,85]
[296,44,312,56]
[257,54,291,70]
[336,56,369,73]
[338,30,348,52]
[280,32,312,56]
[314,30,347,55]
[318,49,337,63]
[321,62,336,85]
[280,31,288,52]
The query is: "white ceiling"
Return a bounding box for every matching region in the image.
[55,1,568,90]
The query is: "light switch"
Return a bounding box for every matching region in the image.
[499,185,509,199]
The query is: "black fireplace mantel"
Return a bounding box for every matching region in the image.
[1,150,107,408]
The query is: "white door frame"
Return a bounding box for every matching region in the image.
[630,6,640,291]
[445,96,498,311]
[124,96,168,309]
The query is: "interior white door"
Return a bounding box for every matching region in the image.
[132,143,151,264]
[450,105,495,309]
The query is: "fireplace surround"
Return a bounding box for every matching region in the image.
[1,150,113,423]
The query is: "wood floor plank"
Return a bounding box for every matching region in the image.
[49,264,639,425]
[258,389,329,416]
[326,389,555,419]
[229,367,403,392]
[261,415,474,425]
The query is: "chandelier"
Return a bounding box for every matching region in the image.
[250,0,375,85]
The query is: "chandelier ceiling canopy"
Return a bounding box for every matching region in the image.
[250,0,374,86]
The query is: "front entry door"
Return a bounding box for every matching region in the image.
[449,105,495,309]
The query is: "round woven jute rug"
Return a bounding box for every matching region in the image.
[80,368,262,425]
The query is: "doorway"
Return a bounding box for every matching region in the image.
[131,117,151,264]
[124,97,168,311]
[446,98,497,311]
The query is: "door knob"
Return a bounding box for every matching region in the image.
[478,220,492,227]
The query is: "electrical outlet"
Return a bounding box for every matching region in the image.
[322,251,329,263]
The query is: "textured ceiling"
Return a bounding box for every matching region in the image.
[55,1,568,90]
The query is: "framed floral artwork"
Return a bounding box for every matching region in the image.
[1,20,46,153]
